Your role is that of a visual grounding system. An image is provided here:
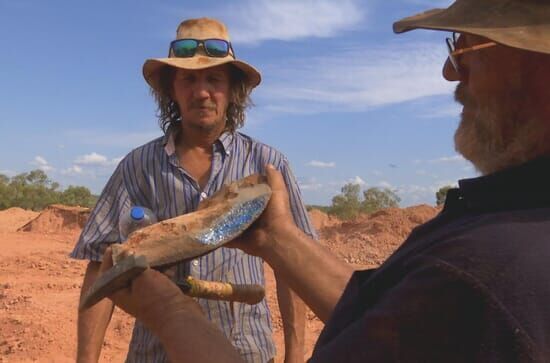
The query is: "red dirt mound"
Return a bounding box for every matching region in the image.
[321,204,440,267]
[0,207,39,232]
[308,209,339,231]
[17,204,91,233]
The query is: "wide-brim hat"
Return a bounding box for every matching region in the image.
[393,0,550,55]
[143,17,261,94]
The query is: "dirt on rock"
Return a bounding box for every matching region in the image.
[0,205,439,362]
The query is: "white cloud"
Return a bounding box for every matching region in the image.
[258,41,454,114]
[30,155,54,172]
[61,165,84,176]
[419,102,461,119]
[75,152,108,165]
[35,156,47,165]
[307,160,336,168]
[349,176,366,186]
[434,180,457,189]
[228,0,364,44]
[430,155,466,163]
[396,179,459,206]
[299,181,324,191]
[298,176,324,191]
[75,152,121,167]
[414,155,469,165]
[377,180,393,189]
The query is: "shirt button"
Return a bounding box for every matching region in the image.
[192,259,199,267]
[225,150,230,156]
[200,192,208,200]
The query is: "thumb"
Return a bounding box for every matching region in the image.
[265,164,287,195]
[99,247,114,274]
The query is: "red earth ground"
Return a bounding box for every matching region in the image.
[0,204,439,362]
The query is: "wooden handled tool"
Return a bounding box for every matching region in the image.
[177,276,265,305]
[79,254,265,311]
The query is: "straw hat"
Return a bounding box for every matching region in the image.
[393,0,550,55]
[143,18,261,94]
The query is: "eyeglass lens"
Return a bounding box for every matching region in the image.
[171,39,230,58]
[172,39,199,57]
[446,33,459,72]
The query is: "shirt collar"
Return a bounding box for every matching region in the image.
[444,157,550,212]
[163,125,235,157]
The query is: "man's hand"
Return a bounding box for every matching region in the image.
[97,249,245,363]
[98,249,202,335]
[228,164,299,257]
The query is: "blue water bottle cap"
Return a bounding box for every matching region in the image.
[130,206,145,221]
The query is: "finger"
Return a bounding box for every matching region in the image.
[98,247,114,274]
[109,284,132,310]
[265,164,288,195]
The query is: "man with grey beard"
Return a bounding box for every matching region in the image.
[94,0,550,361]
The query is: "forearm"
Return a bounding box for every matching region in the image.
[276,275,306,363]
[77,261,114,363]
[262,226,354,323]
[149,298,244,363]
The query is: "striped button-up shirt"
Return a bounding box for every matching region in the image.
[71,129,316,363]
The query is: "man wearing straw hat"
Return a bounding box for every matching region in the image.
[72,18,313,363]
[96,0,550,361]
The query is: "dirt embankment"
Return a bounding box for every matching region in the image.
[17,205,90,233]
[0,204,439,362]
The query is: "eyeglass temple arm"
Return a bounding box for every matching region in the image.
[451,41,497,56]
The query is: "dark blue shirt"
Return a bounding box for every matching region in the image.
[311,157,550,362]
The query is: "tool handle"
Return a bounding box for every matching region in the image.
[184,277,265,305]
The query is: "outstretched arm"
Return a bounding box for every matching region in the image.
[99,249,244,363]
[231,165,354,323]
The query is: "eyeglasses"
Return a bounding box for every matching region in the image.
[445,33,497,73]
[169,38,235,58]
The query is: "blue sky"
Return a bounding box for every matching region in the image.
[0,0,476,207]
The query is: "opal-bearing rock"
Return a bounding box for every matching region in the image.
[110,174,271,267]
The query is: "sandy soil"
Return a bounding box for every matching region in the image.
[0,204,439,362]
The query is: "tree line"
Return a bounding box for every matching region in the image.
[0,170,98,211]
[309,183,454,220]
[308,183,401,220]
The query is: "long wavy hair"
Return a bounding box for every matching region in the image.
[152,65,254,133]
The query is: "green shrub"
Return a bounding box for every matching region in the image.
[0,170,98,211]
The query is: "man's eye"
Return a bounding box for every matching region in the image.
[177,75,194,82]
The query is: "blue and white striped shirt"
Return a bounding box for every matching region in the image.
[71,129,316,363]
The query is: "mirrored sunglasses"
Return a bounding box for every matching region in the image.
[170,38,235,58]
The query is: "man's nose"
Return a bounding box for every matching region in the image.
[443,57,460,81]
[192,79,210,98]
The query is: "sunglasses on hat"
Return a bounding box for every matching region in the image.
[169,38,235,58]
